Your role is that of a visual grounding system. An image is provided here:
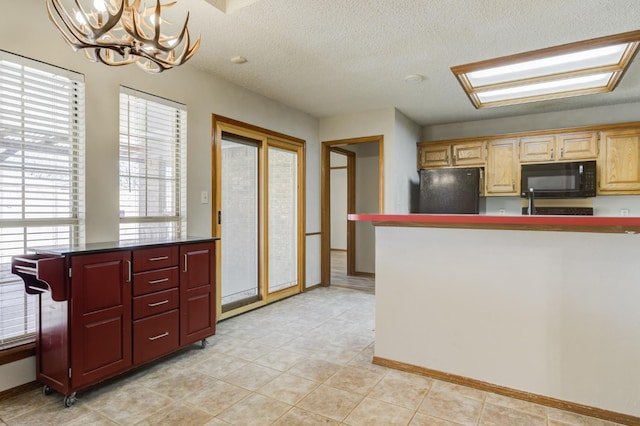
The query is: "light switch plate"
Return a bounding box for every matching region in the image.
[201,191,209,204]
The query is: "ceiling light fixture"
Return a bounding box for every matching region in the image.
[404,74,424,84]
[451,30,640,108]
[46,0,201,73]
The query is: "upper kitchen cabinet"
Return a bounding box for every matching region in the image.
[418,142,450,168]
[486,138,519,196]
[417,140,486,169]
[520,132,597,163]
[598,128,640,193]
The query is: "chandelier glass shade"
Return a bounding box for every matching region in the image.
[46,0,201,73]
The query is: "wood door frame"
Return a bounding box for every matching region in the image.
[321,135,384,286]
[212,114,306,320]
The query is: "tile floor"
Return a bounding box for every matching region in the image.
[0,287,624,426]
[330,251,375,293]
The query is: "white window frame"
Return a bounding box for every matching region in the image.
[119,87,187,241]
[0,50,85,349]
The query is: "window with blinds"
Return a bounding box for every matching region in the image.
[0,51,85,350]
[119,87,186,241]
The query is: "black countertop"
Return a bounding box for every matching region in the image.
[30,236,219,256]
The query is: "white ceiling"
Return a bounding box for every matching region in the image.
[172,0,640,126]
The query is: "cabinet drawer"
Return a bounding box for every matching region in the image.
[133,309,179,365]
[132,267,178,296]
[133,288,179,320]
[132,246,178,272]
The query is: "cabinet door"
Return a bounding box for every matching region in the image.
[599,128,640,193]
[519,135,555,163]
[451,141,486,166]
[180,242,216,345]
[556,132,597,161]
[70,251,131,389]
[418,143,451,168]
[486,139,519,195]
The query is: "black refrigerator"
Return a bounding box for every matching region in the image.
[418,168,481,214]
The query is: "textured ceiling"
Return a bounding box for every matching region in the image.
[173,0,640,126]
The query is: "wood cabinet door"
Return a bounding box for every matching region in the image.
[451,141,486,166]
[556,132,598,161]
[70,251,131,389]
[599,129,640,193]
[486,139,519,195]
[180,242,216,346]
[519,135,555,163]
[418,143,451,168]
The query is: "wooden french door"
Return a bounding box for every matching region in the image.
[212,116,305,320]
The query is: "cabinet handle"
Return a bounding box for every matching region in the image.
[183,254,188,272]
[148,332,169,341]
[126,260,131,283]
[512,182,515,190]
[148,278,169,285]
[550,147,554,159]
[560,147,564,158]
[148,256,169,262]
[148,299,169,307]
[452,154,457,164]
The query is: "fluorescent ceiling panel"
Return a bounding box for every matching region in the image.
[451,31,640,108]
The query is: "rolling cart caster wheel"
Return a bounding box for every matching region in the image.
[200,338,208,349]
[64,393,77,407]
[43,385,53,396]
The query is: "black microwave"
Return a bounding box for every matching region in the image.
[521,160,596,198]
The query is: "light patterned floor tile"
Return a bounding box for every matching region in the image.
[253,347,306,371]
[368,369,433,409]
[135,401,213,426]
[296,384,363,422]
[344,397,414,425]
[418,392,484,426]
[220,363,281,391]
[216,393,291,426]
[479,402,546,426]
[484,392,548,418]
[324,365,386,395]
[257,373,318,404]
[288,358,343,382]
[182,378,250,416]
[271,407,340,425]
[410,413,466,426]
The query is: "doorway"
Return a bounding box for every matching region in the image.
[212,116,306,320]
[321,135,384,289]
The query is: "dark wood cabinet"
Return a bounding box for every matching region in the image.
[180,243,216,346]
[70,251,132,390]
[11,238,218,406]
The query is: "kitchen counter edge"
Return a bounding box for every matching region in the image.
[348,214,640,234]
[30,236,220,256]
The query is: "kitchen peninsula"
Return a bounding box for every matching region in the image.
[350,213,640,424]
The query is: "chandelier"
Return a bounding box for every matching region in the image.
[46,0,201,73]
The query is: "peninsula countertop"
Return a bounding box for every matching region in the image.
[348,213,640,234]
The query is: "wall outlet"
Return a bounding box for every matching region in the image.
[621,208,629,216]
[200,191,209,204]
[498,208,506,215]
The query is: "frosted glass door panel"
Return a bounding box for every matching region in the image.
[221,138,259,307]
[268,147,298,293]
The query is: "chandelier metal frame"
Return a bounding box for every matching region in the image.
[46,0,201,73]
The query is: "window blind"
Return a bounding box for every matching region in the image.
[119,87,186,241]
[0,51,85,349]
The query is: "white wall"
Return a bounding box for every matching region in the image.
[320,108,395,212]
[0,0,321,392]
[352,143,379,274]
[375,226,640,417]
[422,102,640,141]
[330,152,348,250]
[394,110,422,214]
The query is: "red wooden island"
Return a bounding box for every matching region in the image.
[11,237,218,407]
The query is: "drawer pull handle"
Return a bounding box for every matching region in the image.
[148,332,169,341]
[148,256,169,262]
[148,299,169,307]
[148,278,169,285]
